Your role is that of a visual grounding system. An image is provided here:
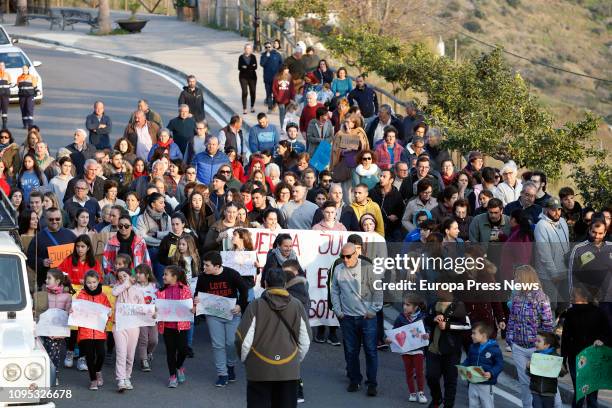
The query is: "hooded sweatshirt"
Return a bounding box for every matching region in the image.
[350,197,385,237]
[235,288,311,382]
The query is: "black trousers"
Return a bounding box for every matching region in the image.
[426,350,461,408]
[247,380,298,408]
[239,76,257,109]
[0,95,8,120]
[19,95,34,127]
[163,328,188,376]
[79,339,105,381]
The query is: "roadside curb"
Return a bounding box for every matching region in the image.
[11,33,250,131]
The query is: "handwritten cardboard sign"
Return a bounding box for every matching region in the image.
[155,299,194,322]
[336,131,360,150]
[68,299,111,332]
[384,320,429,353]
[196,292,236,321]
[72,285,116,331]
[35,308,70,337]
[115,303,156,331]
[456,365,488,383]
[221,251,257,277]
[530,353,564,378]
[48,243,74,268]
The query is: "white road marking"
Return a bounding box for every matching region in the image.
[493,386,523,407]
[21,39,229,127]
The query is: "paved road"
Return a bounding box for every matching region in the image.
[5,43,220,153]
[56,319,524,408]
[22,41,526,408]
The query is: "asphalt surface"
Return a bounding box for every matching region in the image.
[20,42,526,408]
[5,43,220,153]
[56,320,524,408]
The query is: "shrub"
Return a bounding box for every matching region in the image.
[463,20,483,33]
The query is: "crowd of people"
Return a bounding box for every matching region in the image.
[1,39,611,408]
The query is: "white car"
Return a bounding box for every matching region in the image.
[0,46,43,103]
[0,25,19,47]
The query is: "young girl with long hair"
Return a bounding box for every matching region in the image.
[135,264,158,372]
[18,153,47,202]
[112,268,145,392]
[156,265,195,388]
[58,234,102,285]
[35,269,74,386]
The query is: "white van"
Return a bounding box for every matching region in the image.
[0,193,54,407]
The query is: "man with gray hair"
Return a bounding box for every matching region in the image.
[129,99,163,127]
[167,103,197,154]
[124,110,161,160]
[192,136,230,185]
[131,159,167,199]
[64,158,105,202]
[503,180,542,225]
[65,128,96,177]
[366,104,403,147]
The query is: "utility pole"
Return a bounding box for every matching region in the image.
[454,38,458,62]
[253,0,261,52]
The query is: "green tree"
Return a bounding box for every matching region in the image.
[322,27,600,179]
[266,0,327,19]
[571,151,612,210]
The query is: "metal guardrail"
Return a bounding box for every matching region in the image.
[226,2,409,114]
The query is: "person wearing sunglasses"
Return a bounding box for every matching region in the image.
[351,150,380,191]
[330,242,383,397]
[102,214,152,279]
[26,206,77,290]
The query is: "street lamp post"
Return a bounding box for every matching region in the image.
[253,0,261,52]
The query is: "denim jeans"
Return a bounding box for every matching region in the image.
[339,315,378,386]
[512,344,563,408]
[147,246,164,284]
[278,104,287,130]
[186,325,194,347]
[206,314,240,376]
[532,393,555,408]
[264,80,274,108]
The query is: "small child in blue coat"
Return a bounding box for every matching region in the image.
[462,322,504,408]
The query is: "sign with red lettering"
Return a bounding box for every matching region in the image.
[224,229,385,326]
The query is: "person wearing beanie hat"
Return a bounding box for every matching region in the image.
[495,160,523,206]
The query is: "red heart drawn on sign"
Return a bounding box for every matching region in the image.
[395,331,407,347]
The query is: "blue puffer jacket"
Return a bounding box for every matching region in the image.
[462,339,504,385]
[192,150,230,185]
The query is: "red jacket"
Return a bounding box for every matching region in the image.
[59,257,102,285]
[0,177,9,196]
[272,76,295,105]
[375,142,406,170]
[156,283,193,334]
[76,289,111,342]
[299,103,324,133]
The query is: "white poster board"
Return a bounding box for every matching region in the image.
[196,292,236,320]
[224,228,385,326]
[68,300,111,332]
[36,308,70,338]
[115,303,156,331]
[384,320,429,353]
[221,251,257,276]
[155,299,194,322]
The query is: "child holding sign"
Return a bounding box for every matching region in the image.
[385,294,429,404]
[156,265,195,388]
[35,269,74,386]
[526,331,566,408]
[112,268,145,392]
[135,264,158,372]
[73,270,112,391]
[462,322,504,408]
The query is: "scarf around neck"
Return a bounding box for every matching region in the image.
[84,283,102,296]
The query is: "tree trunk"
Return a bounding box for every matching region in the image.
[15,0,28,26]
[215,0,222,26]
[98,0,112,34]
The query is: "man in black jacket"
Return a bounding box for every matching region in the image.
[366,105,404,147]
[65,129,96,177]
[64,159,105,202]
[178,75,205,121]
[369,169,404,241]
[311,183,359,231]
[347,76,378,126]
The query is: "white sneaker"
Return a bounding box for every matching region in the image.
[409,393,417,402]
[64,351,74,368]
[417,391,428,404]
[124,378,133,390]
[117,379,127,393]
[77,357,88,371]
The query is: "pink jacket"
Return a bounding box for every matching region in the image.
[156,283,192,333]
[47,292,72,312]
[312,221,347,231]
[375,142,405,170]
[112,281,145,305]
